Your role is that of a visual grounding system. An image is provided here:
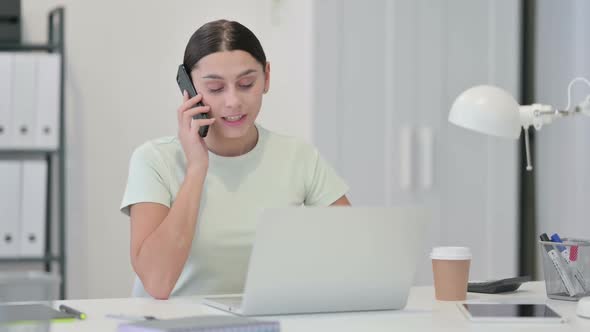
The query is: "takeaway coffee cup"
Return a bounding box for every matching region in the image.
[430,247,472,301]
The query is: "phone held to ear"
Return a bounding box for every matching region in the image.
[176,64,210,138]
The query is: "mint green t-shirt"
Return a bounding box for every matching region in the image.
[120,125,349,297]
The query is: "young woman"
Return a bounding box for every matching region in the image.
[120,20,350,299]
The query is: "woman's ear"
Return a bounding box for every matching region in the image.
[263,62,271,93]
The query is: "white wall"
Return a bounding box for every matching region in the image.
[313,0,519,284]
[21,0,314,299]
[535,0,590,273]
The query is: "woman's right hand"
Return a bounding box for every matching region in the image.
[177,91,216,175]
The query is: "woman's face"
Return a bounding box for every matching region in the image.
[191,50,270,139]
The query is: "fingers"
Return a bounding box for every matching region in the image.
[181,93,204,111]
[192,117,216,130]
[188,117,216,138]
[178,90,188,123]
[182,105,211,130]
[177,92,204,122]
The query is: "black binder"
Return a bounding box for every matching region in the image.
[0,0,20,43]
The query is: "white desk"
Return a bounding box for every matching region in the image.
[7,282,590,331]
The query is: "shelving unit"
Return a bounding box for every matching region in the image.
[0,7,66,299]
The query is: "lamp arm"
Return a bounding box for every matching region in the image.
[516,77,590,171]
[518,104,560,171]
[519,77,590,131]
[519,103,574,171]
[519,99,590,132]
[531,94,590,119]
[564,77,590,112]
[519,104,554,131]
[576,95,590,116]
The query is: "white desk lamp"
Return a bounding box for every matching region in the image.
[448,77,590,170]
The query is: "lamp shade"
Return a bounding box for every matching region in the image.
[448,85,521,139]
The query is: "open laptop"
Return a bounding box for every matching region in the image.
[203,206,430,316]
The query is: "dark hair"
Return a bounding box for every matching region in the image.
[183,20,267,72]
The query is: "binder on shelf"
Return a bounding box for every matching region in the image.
[0,7,65,300]
[0,160,22,257]
[0,53,14,148]
[11,53,37,148]
[19,157,47,257]
[34,53,60,150]
[0,0,21,43]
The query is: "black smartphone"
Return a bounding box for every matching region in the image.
[176,64,209,137]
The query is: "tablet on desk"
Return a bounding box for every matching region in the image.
[459,303,565,323]
[0,304,77,324]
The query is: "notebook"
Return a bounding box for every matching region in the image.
[117,315,280,332]
[0,303,77,324]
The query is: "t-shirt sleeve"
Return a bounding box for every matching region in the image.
[120,143,172,216]
[303,145,349,206]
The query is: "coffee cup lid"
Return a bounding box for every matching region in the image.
[430,246,472,260]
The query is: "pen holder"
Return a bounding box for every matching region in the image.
[539,238,590,301]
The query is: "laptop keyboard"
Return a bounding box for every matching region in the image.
[212,296,243,310]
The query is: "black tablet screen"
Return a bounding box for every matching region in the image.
[463,304,561,318]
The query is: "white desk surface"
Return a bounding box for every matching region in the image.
[7,281,590,331]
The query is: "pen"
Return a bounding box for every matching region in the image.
[106,314,157,321]
[540,233,578,296]
[58,304,87,320]
[550,233,587,293]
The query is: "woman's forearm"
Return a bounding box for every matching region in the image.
[132,169,206,299]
